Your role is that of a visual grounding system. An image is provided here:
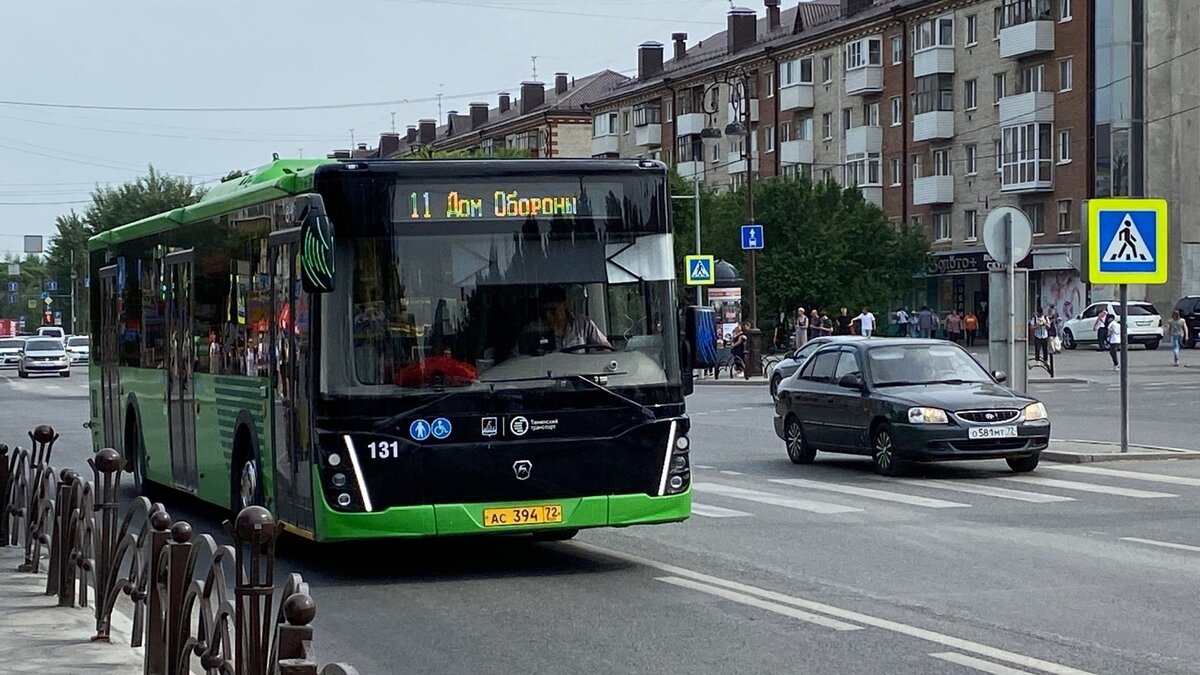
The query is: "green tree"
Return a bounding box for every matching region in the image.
[84,165,206,234]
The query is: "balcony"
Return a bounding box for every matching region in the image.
[677,160,705,181]
[779,84,814,112]
[845,125,883,155]
[634,124,662,147]
[675,112,707,136]
[913,175,955,205]
[913,46,955,78]
[590,134,619,156]
[913,111,955,142]
[999,19,1055,59]
[780,139,813,166]
[727,99,760,124]
[998,91,1055,125]
[845,66,883,96]
[860,187,883,208]
[727,152,760,175]
[1002,161,1054,193]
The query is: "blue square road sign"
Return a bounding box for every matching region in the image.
[1088,198,1167,285]
[684,255,715,286]
[741,224,764,250]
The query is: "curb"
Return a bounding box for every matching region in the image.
[1043,439,1200,463]
[695,379,768,386]
[1030,377,1091,384]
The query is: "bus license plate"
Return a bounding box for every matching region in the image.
[969,426,1018,440]
[482,505,563,527]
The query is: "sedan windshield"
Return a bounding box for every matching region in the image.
[868,344,992,386]
[25,339,62,352]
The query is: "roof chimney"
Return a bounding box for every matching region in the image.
[727,7,757,54]
[469,103,489,130]
[672,32,688,60]
[417,119,436,145]
[498,91,511,113]
[638,41,665,80]
[379,132,401,157]
[765,0,781,30]
[405,125,418,144]
[519,81,545,114]
[446,110,459,135]
[555,72,569,95]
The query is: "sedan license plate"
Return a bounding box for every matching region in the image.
[482,505,563,527]
[968,426,1018,440]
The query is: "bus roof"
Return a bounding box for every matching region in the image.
[88,158,333,251]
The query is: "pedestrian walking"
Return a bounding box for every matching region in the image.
[946,309,963,343]
[835,307,853,336]
[1094,307,1111,351]
[908,309,920,338]
[853,307,877,338]
[818,311,833,338]
[1168,309,1189,366]
[895,307,910,337]
[1107,316,1122,369]
[793,307,809,349]
[1030,308,1050,363]
[964,310,979,347]
[1047,308,1063,355]
[730,323,748,375]
[808,309,821,341]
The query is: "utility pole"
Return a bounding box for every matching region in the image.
[742,76,757,332]
[670,176,704,305]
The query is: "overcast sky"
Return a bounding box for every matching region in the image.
[0,0,732,254]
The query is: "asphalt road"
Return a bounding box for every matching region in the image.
[4,363,1200,674]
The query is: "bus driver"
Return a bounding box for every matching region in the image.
[515,285,612,355]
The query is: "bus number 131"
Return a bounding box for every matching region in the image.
[367,440,402,459]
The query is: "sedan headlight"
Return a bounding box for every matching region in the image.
[1023,402,1048,421]
[907,407,949,424]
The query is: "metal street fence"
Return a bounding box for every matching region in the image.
[0,426,359,675]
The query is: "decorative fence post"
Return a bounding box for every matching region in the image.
[231,506,285,675]
[47,468,78,601]
[0,443,10,544]
[276,591,318,675]
[140,508,173,675]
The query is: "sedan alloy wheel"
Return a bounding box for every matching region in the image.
[872,424,903,476]
[785,416,816,465]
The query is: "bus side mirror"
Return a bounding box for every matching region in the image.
[298,194,335,294]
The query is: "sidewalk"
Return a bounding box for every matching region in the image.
[1043,440,1200,464]
[0,546,144,675]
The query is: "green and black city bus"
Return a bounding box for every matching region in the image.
[88,158,693,541]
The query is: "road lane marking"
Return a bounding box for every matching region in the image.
[694,464,715,470]
[891,479,1075,504]
[998,476,1177,499]
[770,478,971,509]
[694,483,862,515]
[657,577,864,631]
[718,470,744,476]
[572,543,1096,675]
[1047,465,1200,487]
[1119,537,1200,553]
[691,503,752,519]
[930,652,1036,674]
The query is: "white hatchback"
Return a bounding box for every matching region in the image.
[1060,301,1164,350]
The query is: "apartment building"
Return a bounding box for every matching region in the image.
[337,69,630,161]
[588,0,1091,319]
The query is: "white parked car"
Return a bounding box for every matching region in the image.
[65,335,90,364]
[1060,301,1163,350]
[0,337,25,368]
[17,337,70,378]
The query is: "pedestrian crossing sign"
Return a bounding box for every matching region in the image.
[684,255,715,286]
[1088,198,1168,285]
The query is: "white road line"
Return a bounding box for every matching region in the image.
[718,470,744,476]
[693,483,862,515]
[572,543,1096,675]
[930,652,1036,674]
[999,476,1177,499]
[770,478,971,509]
[657,576,863,631]
[693,464,715,470]
[1048,465,1200,487]
[691,503,753,519]
[1119,537,1200,553]
[892,479,1075,504]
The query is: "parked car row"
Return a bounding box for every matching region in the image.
[0,331,89,377]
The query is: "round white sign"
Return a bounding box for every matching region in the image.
[982,206,1034,265]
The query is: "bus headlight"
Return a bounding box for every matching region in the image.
[674,435,690,451]
[668,475,685,491]
[331,473,347,488]
[336,493,352,507]
[327,453,342,467]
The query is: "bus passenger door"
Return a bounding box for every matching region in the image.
[164,251,198,491]
[98,265,121,451]
[269,231,314,531]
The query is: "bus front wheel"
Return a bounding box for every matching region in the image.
[230,433,264,513]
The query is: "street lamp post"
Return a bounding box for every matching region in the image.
[670,175,703,305]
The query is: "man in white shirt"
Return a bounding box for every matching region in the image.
[854,307,877,338]
[1107,317,1122,369]
[895,308,910,337]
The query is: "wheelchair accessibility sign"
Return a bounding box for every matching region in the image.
[1088,198,1168,285]
[685,255,715,286]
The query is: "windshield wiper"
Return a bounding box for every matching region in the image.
[482,372,655,422]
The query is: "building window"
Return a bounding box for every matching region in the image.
[966,144,978,175]
[622,111,631,134]
[1027,202,1045,235]
[842,107,852,131]
[712,143,721,163]
[822,168,832,182]
[890,96,903,126]
[1059,58,1073,91]
[966,14,978,45]
[914,74,954,114]
[1002,123,1054,188]
[1057,200,1072,232]
[766,125,776,152]
[934,212,952,242]
[863,101,879,126]
[1021,64,1045,93]
[594,113,618,136]
[783,57,814,86]
[993,72,1006,104]
[821,55,832,83]
[993,6,1002,38]
[844,38,882,70]
[891,36,903,64]
[633,103,661,126]
[766,71,775,97]
[781,121,791,142]
[995,140,1003,172]
[822,113,833,139]
[890,157,902,186]
[911,153,923,179]
[797,115,813,140]
[1001,0,1053,28]
[965,209,978,241]
[910,215,922,231]
[845,152,882,186]
[964,79,978,110]
[665,100,673,121]
[1058,129,1072,163]
[1060,0,1072,20]
[915,16,953,51]
[933,149,951,176]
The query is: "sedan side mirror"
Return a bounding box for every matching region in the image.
[838,373,866,391]
[992,370,1008,383]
